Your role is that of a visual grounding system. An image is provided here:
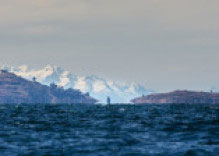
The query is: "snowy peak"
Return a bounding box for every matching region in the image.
[1,65,153,103]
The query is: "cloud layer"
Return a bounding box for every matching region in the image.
[1,0,219,34]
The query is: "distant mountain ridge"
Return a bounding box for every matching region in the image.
[131,90,219,104]
[0,70,97,104]
[1,65,153,103]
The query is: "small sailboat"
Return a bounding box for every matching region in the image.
[107,96,111,105]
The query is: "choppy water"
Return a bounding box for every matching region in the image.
[0,103,218,156]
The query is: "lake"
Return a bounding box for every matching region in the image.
[0,103,218,156]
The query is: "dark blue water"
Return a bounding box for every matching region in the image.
[0,104,218,156]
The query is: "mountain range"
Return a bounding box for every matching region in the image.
[1,65,153,103]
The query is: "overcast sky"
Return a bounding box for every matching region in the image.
[0,0,219,92]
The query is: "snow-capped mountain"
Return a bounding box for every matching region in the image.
[1,65,153,103]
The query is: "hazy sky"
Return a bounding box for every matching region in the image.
[0,0,219,92]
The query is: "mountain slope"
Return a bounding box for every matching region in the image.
[2,65,153,103]
[0,70,97,104]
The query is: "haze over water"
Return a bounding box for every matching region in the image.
[0,103,218,156]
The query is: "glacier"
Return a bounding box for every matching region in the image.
[1,65,153,103]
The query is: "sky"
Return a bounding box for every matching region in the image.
[0,0,219,92]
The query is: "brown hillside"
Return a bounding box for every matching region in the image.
[0,70,97,104]
[131,90,219,104]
